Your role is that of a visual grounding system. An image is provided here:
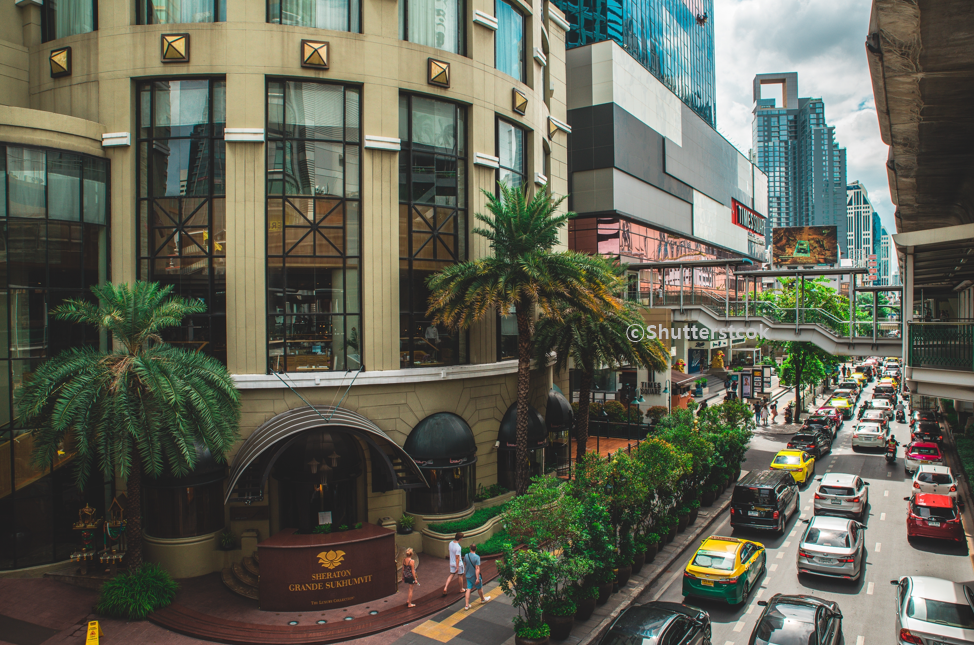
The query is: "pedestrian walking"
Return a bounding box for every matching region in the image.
[760,403,769,426]
[463,544,491,610]
[443,532,464,595]
[771,402,778,422]
[402,548,418,608]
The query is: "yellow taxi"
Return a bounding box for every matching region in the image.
[827,397,854,419]
[682,536,767,605]
[769,449,816,484]
[850,372,867,387]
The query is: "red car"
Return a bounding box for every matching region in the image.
[906,494,964,542]
[815,407,843,428]
[905,442,944,475]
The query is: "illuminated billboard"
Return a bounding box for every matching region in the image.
[772,226,838,266]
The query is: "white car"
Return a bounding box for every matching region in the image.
[851,422,889,450]
[814,473,868,520]
[861,398,893,421]
[913,465,959,499]
[893,577,974,645]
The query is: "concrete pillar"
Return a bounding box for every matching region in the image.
[903,250,914,372]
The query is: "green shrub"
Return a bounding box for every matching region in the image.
[427,502,509,534]
[312,524,332,534]
[96,563,178,620]
[603,400,627,422]
[544,598,577,616]
[461,529,515,557]
[956,435,974,481]
[398,514,415,531]
[645,406,668,423]
[474,483,509,502]
[218,529,236,551]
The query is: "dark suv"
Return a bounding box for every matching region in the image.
[730,470,800,534]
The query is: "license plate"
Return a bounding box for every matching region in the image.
[830,500,843,505]
[701,580,714,587]
[929,521,940,527]
[817,558,837,565]
[748,511,760,517]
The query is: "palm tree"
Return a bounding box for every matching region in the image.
[18,282,241,568]
[534,299,668,460]
[427,184,622,494]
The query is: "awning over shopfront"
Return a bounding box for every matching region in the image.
[498,402,547,450]
[670,370,696,386]
[224,406,427,503]
[404,413,477,468]
[545,390,574,433]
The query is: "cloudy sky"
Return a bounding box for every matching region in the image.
[712,0,895,232]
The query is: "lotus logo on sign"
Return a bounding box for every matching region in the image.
[317,550,346,569]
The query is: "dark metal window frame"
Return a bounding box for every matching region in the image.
[399,0,466,57]
[267,0,362,34]
[138,0,225,24]
[136,77,227,363]
[264,77,363,374]
[41,0,98,42]
[398,93,468,369]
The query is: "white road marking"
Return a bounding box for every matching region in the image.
[803,506,810,511]
[885,490,889,497]
[725,642,734,645]
[747,604,756,614]
[857,636,865,645]
[880,513,886,521]
[756,588,766,599]
[887,472,891,478]
[733,621,745,633]
[783,541,791,547]
[770,564,778,572]
[789,530,798,537]
[776,551,785,559]
[875,542,882,553]
[867,582,875,595]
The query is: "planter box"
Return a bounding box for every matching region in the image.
[474,490,515,510]
[395,530,423,554]
[421,513,506,559]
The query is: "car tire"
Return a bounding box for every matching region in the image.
[739,580,751,605]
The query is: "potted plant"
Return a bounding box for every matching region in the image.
[631,539,647,575]
[687,498,701,525]
[701,485,716,507]
[218,529,236,551]
[644,533,661,563]
[397,514,414,535]
[663,515,678,543]
[514,618,550,645]
[676,506,691,533]
[571,584,599,622]
[694,378,707,397]
[542,598,577,641]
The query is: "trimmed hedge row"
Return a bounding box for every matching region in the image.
[954,434,974,482]
[427,502,509,534]
[462,529,513,557]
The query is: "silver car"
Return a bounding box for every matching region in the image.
[814,473,868,520]
[797,516,865,581]
[913,465,959,499]
[852,422,889,450]
[893,576,974,644]
[862,398,894,420]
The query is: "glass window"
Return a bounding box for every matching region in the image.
[399,0,463,55]
[498,305,516,360]
[398,95,467,369]
[405,465,475,515]
[495,0,524,81]
[497,119,525,191]
[140,0,225,23]
[268,0,360,33]
[48,153,82,222]
[7,148,46,220]
[267,81,361,373]
[42,0,96,42]
[138,79,227,364]
[143,481,226,538]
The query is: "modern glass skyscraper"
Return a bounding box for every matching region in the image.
[753,73,848,259]
[555,0,716,126]
[847,180,893,285]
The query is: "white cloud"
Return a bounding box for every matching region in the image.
[714,0,896,233]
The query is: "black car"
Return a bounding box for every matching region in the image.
[873,385,897,403]
[910,410,938,427]
[912,421,943,444]
[787,432,831,458]
[598,602,711,645]
[749,594,843,645]
[802,419,837,441]
[731,470,800,534]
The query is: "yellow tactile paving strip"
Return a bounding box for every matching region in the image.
[411,584,502,643]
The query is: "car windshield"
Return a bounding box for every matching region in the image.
[918,473,953,485]
[805,528,851,548]
[754,603,817,645]
[913,446,941,457]
[820,486,855,496]
[911,502,956,519]
[733,487,773,505]
[774,455,801,465]
[906,597,974,629]
[691,551,736,571]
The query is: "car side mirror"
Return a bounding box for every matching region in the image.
[890,579,899,585]
[832,611,843,619]
[801,518,810,523]
[864,481,870,485]
[903,497,910,501]
[757,600,768,606]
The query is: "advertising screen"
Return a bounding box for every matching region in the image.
[772,226,839,266]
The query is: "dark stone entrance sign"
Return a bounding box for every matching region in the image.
[258,524,397,611]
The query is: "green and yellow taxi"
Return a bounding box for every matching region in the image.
[682,536,767,604]
[827,397,854,419]
[851,372,867,387]
[769,449,816,484]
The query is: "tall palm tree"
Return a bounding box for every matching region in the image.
[427,184,622,494]
[18,282,241,568]
[534,299,668,460]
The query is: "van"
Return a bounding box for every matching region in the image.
[730,470,800,534]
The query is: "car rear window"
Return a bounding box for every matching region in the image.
[792,435,815,442]
[773,455,801,465]
[857,426,882,434]
[820,486,855,496]
[754,604,816,645]
[911,503,956,520]
[918,423,940,432]
[805,528,851,548]
[913,446,941,456]
[862,412,884,419]
[691,551,735,571]
[733,486,774,505]
[918,473,952,485]
[906,597,974,629]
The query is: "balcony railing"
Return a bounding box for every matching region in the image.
[910,322,974,372]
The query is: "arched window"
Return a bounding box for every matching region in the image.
[404,413,476,515]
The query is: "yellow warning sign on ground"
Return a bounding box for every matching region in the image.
[86,620,103,644]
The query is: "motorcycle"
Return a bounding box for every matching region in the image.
[885,442,899,464]
[895,409,906,423]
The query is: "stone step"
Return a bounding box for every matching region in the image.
[242,556,260,578]
[232,561,259,588]
[252,551,259,566]
[221,568,258,601]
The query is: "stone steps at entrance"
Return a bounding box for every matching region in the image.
[221,567,258,601]
[242,556,260,578]
[232,561,259,588]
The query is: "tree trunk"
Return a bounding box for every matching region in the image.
[795,354,804,414]
[575,372,593,460]
[514,302,533,496]
[126,452,143,569]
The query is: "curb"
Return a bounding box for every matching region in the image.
[573,487,736,645]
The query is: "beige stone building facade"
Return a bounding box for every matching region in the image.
[0,0,571,576]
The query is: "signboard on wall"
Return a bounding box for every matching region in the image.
[772,226,839,266]
[731,199,767,237]
[741,373,753,398]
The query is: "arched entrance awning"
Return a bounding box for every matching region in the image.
[497,402,547,450]
[545,390,573,433]
[225,406,427,503]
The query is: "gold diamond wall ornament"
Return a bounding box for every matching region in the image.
[549,118,559,138]
[301,40,329,69]
[513,89,527,115]
[49,47,71,78]
[428,58,450,88]
[161,34,190,63]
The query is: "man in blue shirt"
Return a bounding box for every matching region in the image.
[462,544,491,610]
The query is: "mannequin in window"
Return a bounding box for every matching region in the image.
[424,324,440,362]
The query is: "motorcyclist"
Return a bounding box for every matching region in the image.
[886,436,899,461]
[895,401,906,422]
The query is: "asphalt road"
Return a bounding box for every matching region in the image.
[635,374,974,645]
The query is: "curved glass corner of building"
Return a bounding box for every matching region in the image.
[0,144,110,570]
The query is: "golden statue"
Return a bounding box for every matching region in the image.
[711,351,725,370]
